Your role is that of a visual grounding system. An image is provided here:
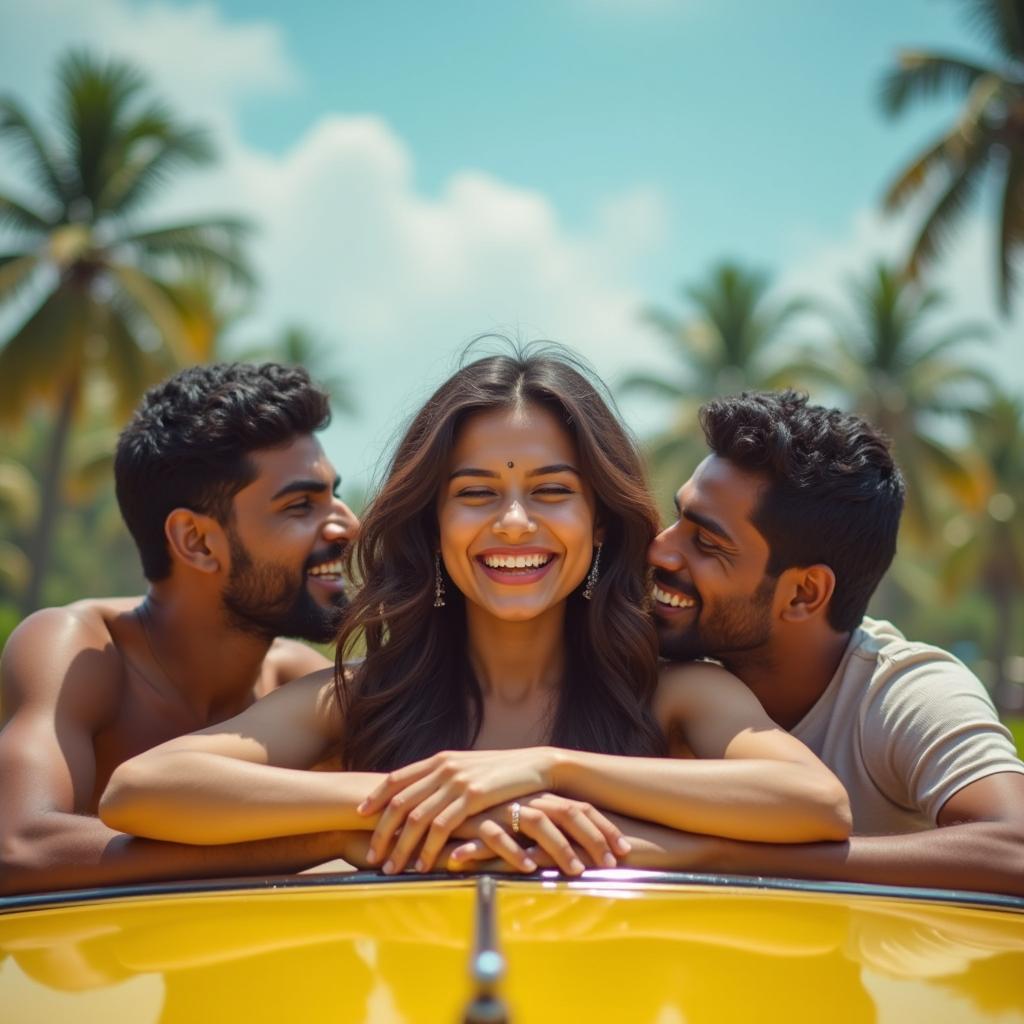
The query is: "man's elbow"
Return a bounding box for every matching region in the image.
[0,826,55,896]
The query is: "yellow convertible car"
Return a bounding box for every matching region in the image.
[1,870,1023,1023]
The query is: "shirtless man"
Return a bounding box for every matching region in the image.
[643,390,1024,895]
[0,362,360,894]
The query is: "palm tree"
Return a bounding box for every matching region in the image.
[941,392,1024,711]
[782,263,993,539]
[620,261,809,484]
[879,0,1024,311]
[0,50,253,613]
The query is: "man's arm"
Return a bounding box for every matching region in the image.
[0,609,350,895]
[610,773,1024,897]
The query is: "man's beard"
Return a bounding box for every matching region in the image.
[222,531,348,644]
[656,573,776,665]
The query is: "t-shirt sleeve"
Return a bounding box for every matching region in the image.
[858,648,1024,824]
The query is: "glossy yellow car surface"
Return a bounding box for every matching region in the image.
[2,871,1023,1023]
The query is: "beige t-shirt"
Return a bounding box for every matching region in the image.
[790,617,1024,835]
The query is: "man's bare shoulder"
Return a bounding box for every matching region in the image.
[263,638,332,690]
[0,598,139,721]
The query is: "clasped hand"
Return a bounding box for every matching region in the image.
[356,748,629,875]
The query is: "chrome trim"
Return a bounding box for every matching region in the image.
[2,868,1022,916]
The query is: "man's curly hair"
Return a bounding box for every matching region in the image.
[699,390,905,632]
[115,363,331,580]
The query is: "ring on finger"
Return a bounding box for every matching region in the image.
[510,802,521,835]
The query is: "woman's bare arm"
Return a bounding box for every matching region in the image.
[552,661,851,841]
[99,670,385,844]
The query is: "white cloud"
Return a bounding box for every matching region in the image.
[175,115,672,484]
[0,0,298,141]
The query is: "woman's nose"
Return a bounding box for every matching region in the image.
[492,499,537,539]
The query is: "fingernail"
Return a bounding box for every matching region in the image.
[414,859,425,873]
[523,858,537,872]
[616,838,631,854]
[365,849,378,864]
[570,858,585,874]
[357,801,369,814]
[603,853,617,868]
[382,860,395,874]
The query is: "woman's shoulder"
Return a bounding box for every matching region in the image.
[653,659,751,721]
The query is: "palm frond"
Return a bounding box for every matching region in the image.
[0,251,41,305]
[997,144,1024,313]
[914,432,989,509]
[0,284,96,421]
[642,306,707,367]
[879,51,996,116]
[96,104,213,217]
[0,191,52,234]
[100,301,167,418]
[57,50,147,211]
[883,131,962,212]
[0,98,68,208]
[764,346,858,395]
[906,136,992,278]
[115,219,255,287]
[910,320,991,364]
[940,529,985,598]
[0,458,39,529]
[106,262,191,366]
[959,0,1024,60]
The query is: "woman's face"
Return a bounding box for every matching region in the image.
[438,402,600,623]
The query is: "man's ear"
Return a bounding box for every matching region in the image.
[777,564,836,623]
[164,509,229,575]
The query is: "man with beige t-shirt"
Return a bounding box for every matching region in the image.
[646,390,1024,895]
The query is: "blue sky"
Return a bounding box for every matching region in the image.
[0,0,1017,491]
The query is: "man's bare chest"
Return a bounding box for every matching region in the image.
[89,674,263,810]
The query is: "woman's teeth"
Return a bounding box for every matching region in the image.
[481,553,553,570]
[652,584,696,608]
[308,560,344,578]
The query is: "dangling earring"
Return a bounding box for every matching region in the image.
[434,552,446,608]
[582,542,602,601]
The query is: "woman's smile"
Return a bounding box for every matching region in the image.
[476,548,559,585]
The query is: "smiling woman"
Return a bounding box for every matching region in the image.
[99,345,852,878]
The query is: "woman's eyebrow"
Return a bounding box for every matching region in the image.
[526,463,579,478]
[448,463,580,481]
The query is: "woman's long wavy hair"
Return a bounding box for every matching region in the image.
[335,345,665,770]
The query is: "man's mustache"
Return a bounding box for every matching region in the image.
[652,570,699,602]
[304,542,348,573]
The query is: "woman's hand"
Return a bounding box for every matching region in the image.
[358,748,562,873]
[446,793,629,875]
